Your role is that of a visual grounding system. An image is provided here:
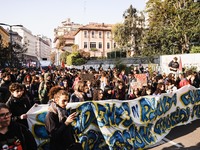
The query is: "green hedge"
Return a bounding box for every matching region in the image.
[66,52,86,66]
[107,51,126,58]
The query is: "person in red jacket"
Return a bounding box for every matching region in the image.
[178,70,193,88]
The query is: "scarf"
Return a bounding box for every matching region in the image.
[48,102,67,122]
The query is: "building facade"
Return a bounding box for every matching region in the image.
[0,26,9,47]
[36,35,52,61]
[74,23,115,57]
[54,18,82,37]
[12,26,38,62]
[12,27,52,66]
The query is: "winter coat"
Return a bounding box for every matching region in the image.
[6,94,32,127]
[45,102,76,150]
[0,121,37,150]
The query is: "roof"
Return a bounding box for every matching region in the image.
[53,30,77,43]
[74,23,113,36]
[63,30,77,39]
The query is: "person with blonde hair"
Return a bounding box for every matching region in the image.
[70,80,85,102]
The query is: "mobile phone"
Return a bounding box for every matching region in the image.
[70,108,76,114]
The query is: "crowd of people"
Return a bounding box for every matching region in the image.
[0,62,199,149]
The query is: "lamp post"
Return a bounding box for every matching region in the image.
[0,23,23,67]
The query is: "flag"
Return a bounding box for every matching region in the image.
[61,60,65,68]
[179,56,182,72]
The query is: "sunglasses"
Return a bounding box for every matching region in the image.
[0,112,12,118]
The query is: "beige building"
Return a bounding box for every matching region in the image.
[74,23,116,57]
[54,18,82,37]
[0,26,9,47]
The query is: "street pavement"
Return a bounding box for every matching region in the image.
[146,119,200,150]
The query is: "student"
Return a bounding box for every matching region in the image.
[0,103,37,150]
[93,88,104,101]
[45,88,82,150]
[6,83,32,128]
[70,80,85,102]
[168,57,179,72]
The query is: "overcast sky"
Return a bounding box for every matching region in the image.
[0,0,146,42]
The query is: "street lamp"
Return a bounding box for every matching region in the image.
[0,23,23,67]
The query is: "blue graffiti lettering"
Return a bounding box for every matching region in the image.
[193,89,200,104]
[95,102,132,127]
[132,104,139,118]
[156,94,177,117]
[154,107,190,135]
[79,129,108,150]
[73,102,96,134]
[191,104,200,118]
[134,123,155,149]
[140,95,177,123]
[181,90,196,106]
[109,124,135,150]
[140,98,156,123]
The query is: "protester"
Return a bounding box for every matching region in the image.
[153,82,166,96]
[168,57,179,72]
[0,103,37,150]
[48,86,63,104]
[128,88,141,100]
[191,71,200,88]
[29,75,40,104]
[165,79,178,93]
[85,80,93,100]
[6,83,32,127]
[178,70,193,88]
[100,71,108,91]
[70,80,85,102]
[0,72,12,102]
[113,80,126,100]
[103,85,114,100]
[45,88,82,150]
[38,74,53,104]
[93,88,104,101]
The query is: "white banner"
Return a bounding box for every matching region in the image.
[27,85,200,150]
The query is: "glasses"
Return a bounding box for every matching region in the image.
[0,112,12,118]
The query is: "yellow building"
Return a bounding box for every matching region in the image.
[0,26,9,47]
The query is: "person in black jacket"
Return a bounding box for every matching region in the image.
[45,88,82,150]
[6,83,32,128]
[0,103,37,150]
[168,57,179,72]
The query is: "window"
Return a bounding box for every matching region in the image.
[84,31,87,38]
[107,42,110,49]
[99,32,102,38]
[90,42,96,48]
[107,32,110,38]
[84,42,87,48]
[114,43,116,48]
[91,31,95,38]
[99,42,102,49]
